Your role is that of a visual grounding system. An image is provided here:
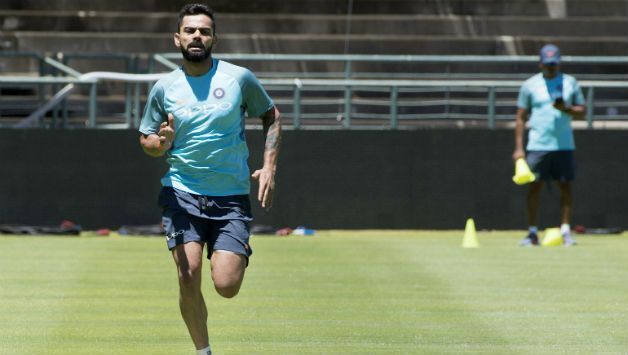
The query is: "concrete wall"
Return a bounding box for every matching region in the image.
[3,0,627,16]
[0,128,626,231]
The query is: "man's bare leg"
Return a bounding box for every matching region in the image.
[172,242,209,350]
[558,181,572,225]
[527,180,544,227]
[210,250,246,298]
[558,181,576,245]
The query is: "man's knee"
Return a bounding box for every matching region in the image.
[178,267,200,283]
[177,254,202,296]
[211,267,244,298]
[214,282,241,298]
[172,242,204,294]
[177,263,203,297]
[210,250,246,298]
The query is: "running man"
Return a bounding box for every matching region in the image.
[139,4,281,354]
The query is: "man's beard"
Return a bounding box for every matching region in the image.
[181,43,211,62]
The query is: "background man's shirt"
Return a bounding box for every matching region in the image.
[517,72,585,151]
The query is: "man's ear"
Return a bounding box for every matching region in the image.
[173,32,181,49]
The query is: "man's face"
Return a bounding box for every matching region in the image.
[539,62,560,78]
[174,14,215,62]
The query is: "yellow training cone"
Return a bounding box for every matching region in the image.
[512,158,536,185]
[541,227,563,247]
[462,218,479,248]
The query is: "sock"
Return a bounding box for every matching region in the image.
[561,223,571,236]
[197,346,211,355]
[528,226,538,236]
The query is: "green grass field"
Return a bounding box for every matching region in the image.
[1,230,627,354]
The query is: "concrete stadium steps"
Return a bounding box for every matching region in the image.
[8,31,628,55]
[0,93,132,126]
[0,95,40,116]
[3,11,628,37]
[2,9,626,58]
[0,0,550,15]
[0,11,174,33]
[2,1,627,126]
[0,55,40,74]
[3,0,628,17]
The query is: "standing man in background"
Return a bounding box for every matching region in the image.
[139,4,281,354]
[513,44,585,247]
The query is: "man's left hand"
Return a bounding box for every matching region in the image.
[553,101,568,112]
[251,167,275,209]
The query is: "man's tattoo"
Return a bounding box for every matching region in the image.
[262,112,281,152]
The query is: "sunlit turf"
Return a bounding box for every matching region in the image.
[1,230,627,354]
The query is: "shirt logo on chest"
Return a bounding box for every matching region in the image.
[213,88,225,99]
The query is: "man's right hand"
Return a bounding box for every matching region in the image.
[139,113,176,157]
[512,148,525,161]
[158,113,176,149]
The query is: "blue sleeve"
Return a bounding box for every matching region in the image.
[139,83,166,135]
[571,80,586,106]
[516,84,531,111]
[240,69,274,118]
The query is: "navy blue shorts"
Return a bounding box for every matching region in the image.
[526,150,576,182]
[158,187,253,261]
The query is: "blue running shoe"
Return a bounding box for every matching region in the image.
[519,233,539,246]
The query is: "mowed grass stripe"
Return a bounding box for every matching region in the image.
[1,231,627,354]
[0,236,189,354]
[380,231,628,353]
[229,232,469,352]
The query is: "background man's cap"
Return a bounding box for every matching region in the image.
[540,44,561,64]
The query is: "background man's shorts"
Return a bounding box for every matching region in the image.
[158,187,253,261]
[526,150,576,182]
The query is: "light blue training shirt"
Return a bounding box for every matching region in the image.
[517,72,585,151]
[139,58,274,196]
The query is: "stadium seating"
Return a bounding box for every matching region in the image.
[2,0,628,57]
[0,1,626,81]
[1,0,627,126]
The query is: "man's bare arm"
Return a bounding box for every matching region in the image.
[139,113,175,157]
[513,108,528,160]
[251,106,282,209]
[555,102,585,120]
[262,106,281,161]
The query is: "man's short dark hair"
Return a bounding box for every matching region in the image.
[177,4,215,33]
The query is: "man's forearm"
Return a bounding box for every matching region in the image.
[514,109,527,152]
[261,108,282,170]
[514,119,524,151]
[567,105,585,120]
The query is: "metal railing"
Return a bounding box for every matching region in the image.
[261,78,628,129]
[2,52,628,129]
[153,53,628,80]
[153,53,628,129]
